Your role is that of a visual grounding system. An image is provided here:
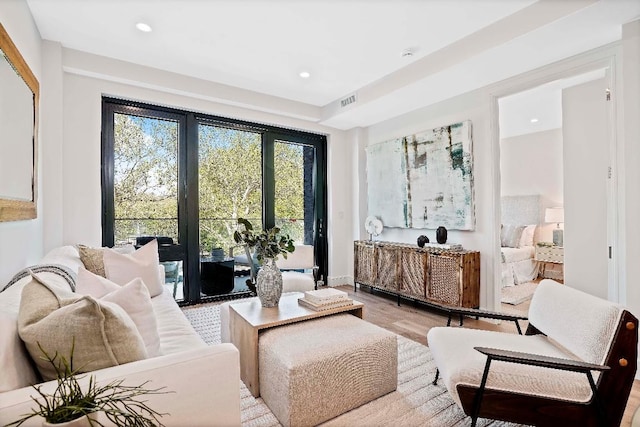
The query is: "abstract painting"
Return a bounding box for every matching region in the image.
[366,120,475,230]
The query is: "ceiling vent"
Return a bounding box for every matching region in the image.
[340,93,357,108]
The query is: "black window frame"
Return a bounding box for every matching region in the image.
[101,97,328,304]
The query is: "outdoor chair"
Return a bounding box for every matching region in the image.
[427,279,638,427]
[228,244,318,293]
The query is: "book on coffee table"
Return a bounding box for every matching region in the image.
[304,288,349,305]
[298,297,354,311]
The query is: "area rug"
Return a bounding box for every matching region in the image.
[501,282,538,305]
[182,302,526,427]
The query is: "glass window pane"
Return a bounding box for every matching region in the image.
[198,125,262,256]
[113,113,179,246]
[274,140,314,244]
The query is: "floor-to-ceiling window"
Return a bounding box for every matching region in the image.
[102,98,327,304]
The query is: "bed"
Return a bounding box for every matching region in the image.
[500,196,542,288]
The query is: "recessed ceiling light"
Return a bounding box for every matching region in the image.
[136,22,152,33]
[401,48,414,58]
[530,118,539,123]
[299,71,311,79]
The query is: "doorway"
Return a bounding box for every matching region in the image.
[495,66,614,312]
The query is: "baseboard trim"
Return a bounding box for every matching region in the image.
[327,275,353,287]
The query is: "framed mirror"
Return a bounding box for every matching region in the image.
[0,23,39,221]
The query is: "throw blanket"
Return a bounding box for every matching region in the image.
[1,264,77,293]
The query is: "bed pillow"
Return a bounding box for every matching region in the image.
[76,267,161,357]
[18,272,147,381]
[518,225,537,248]
[501,224,525,248]
[103,239,164,297]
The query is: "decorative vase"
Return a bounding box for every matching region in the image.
[43,413,98,427]
[436,226,448,244]
[417,235,429,248]
[256,257,283,307]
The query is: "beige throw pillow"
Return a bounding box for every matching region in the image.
[76,267,161,357]
[18,272,147,381]
[77,244,136,277]
[103,239,164,297]
[77,244,106,276]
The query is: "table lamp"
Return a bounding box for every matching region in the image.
[545,207,564,246]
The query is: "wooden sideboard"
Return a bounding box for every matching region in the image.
[353,240,480,308]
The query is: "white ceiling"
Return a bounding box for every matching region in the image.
[25,0,640,130]
[499,69,607,139]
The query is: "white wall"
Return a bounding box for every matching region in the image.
[0,1,44,284]
[500,128,563,242]
[364,90,496,307]
[58,53,354,282]
[500,129,563,200]
[41,40,64,253]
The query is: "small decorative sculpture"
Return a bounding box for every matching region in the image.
[364,216,384,240]
[436,226,448,244]
[417,235,429,248]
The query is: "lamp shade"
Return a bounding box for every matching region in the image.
[545,207,564,224]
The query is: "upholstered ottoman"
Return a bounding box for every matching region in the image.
[259,313,397,427]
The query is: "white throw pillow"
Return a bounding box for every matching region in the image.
[76,267,161,357]
[103,239,164,297]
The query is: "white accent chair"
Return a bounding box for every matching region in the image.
[277,244,318,293]
[230,244,318,293]
[427,279,637,427]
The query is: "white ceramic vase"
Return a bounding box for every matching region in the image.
[256,257,283,307]
[43,413,98,427]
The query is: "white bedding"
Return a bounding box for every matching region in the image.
[501,246,534,263]
[501,246,538,287]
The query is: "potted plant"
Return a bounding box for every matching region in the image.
[8,342,169,427]
[233,218,294,307]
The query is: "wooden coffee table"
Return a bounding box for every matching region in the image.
[229,292,364,397]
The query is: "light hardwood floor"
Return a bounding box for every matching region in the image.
[334,284,640,427]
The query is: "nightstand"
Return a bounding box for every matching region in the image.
[535,245,564,281]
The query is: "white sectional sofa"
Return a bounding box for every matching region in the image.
[0,246,241,426]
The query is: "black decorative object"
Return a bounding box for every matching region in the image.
[417,235,429,248]
[436,226,448,244]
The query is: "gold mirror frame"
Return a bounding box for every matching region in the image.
[0,23,39,221]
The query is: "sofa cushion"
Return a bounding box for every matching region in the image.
[41,245,85,274]
[427,326,594,407]
[76,267,161,357]
[152,290,206,354]
[529,279,623,365]
[18,272,147,381]
[0,311,38,392]
[103,239,164,297]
